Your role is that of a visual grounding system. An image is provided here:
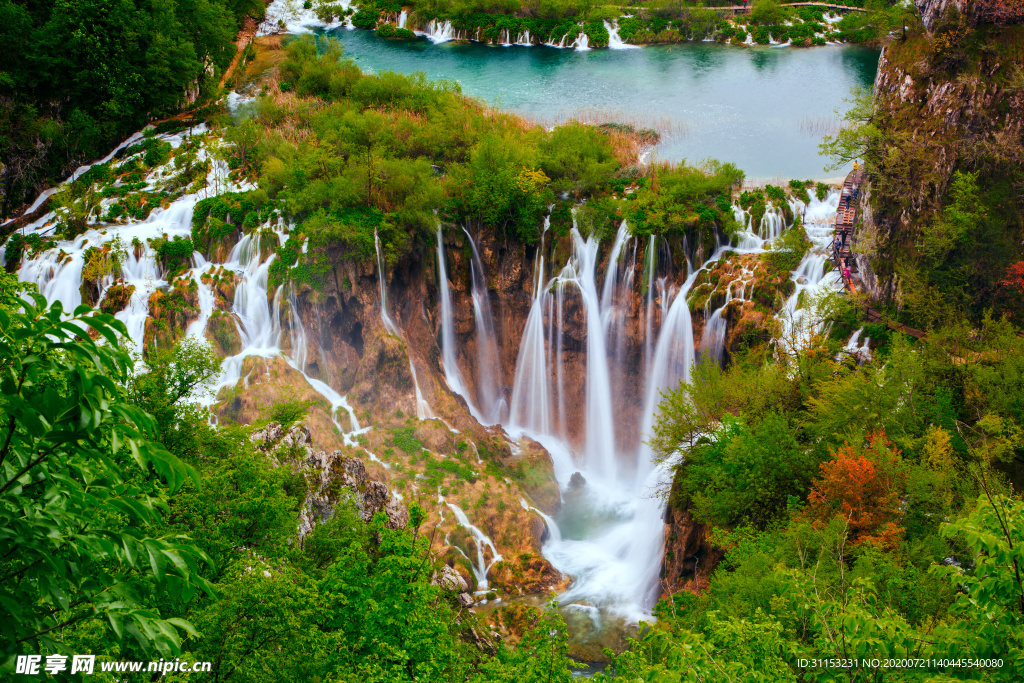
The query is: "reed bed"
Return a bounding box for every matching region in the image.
[798,114,841,137]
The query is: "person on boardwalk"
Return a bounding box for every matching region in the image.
[844,266,852,282]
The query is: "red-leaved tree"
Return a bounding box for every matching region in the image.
[807,431,907,548]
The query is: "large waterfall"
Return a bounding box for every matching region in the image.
[11,123,842,626]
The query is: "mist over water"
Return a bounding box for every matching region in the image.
[318,28,879,179]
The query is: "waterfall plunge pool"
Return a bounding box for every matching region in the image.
[310,27,878,180]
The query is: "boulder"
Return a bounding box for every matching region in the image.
[433,564,470,593]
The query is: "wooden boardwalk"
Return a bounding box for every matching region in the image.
[831,167,864,292]
[708,2,866,13]
[831,167,927,340]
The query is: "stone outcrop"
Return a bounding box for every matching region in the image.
[914,0,969,31]
[250,421,409,537]
[660,499,724,597]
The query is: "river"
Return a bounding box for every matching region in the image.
[316,27,879,180]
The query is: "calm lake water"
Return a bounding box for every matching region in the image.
[320,28,879,180]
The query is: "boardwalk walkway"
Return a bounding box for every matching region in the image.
[709,2,866,12]
[830,167,927,340]
[831,167,864,292]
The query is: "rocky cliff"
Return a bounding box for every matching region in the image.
[855,4,1024,305]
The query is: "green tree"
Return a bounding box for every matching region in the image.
[0,296,212,667]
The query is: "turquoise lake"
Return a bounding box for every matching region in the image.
[320,28,880,180]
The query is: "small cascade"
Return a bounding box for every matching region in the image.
[515,29,531,45]
[423,19,455,43]
[441,497,503,590]
[572,31,590,50]
[844,327,872,364]
[759,204,786,242]
[699,291,732,367]
[397,9,407,28]
[436,225,467,397]
[410,359,436,421]
[374,230,400,336]
[285,288,365,443]
[604,20,638,49]
[185,253,215,342]
[463,227,506,424]
[777,190,841,350]
[519,499,561,544]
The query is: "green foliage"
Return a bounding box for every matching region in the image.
[764,220,811,274]
[154,235,195,278]
[677,413,815,529]
[269,398,316,430]
[191,190,273,256]
[391,425,423,453]
[0,296,211,664]
[625,161,742,241]
[750,0,791,26]
[457,133,553,244]
[819,87,879,173]
[0,0,265,218]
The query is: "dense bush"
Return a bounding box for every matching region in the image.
[0,0,265,218]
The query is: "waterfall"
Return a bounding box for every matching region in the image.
[561,228,617,481]
[442,497,503,590]
[777,190,841,351]
[374,230,399,336]
[397,9,407,28]
[285,286,365,442]
[410,359,436,420]
[507,223,551,435]
[436,225,468,397]
[604,20,638,49]
[643,235,658,375]
[520,498,561,544]
[599,221,634,429]
[422,19,455,43]
[572,31,590,50]
[463,227,506,424]
[699,294,731,367]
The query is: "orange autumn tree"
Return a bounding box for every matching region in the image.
[806,431,907,548]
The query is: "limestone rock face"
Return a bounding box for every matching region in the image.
[251,421,408,538]
[858,23,1024,301]
[659,503,723,597]
[433,565,470,593]
[914,0,969,31]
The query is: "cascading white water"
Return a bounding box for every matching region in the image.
[508,224,552,435]
[604,20,639,49]
[397,10,407,28]
[441,496,503,590]
[410,359,436,420]
[463,227,505,425]
[436,225,468,398]
[572,32,590,50]
[778,190,842,350]
[422,19,456,43]
[13,120,848,628]
[561,228,617,481]
[374,230,400,336]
